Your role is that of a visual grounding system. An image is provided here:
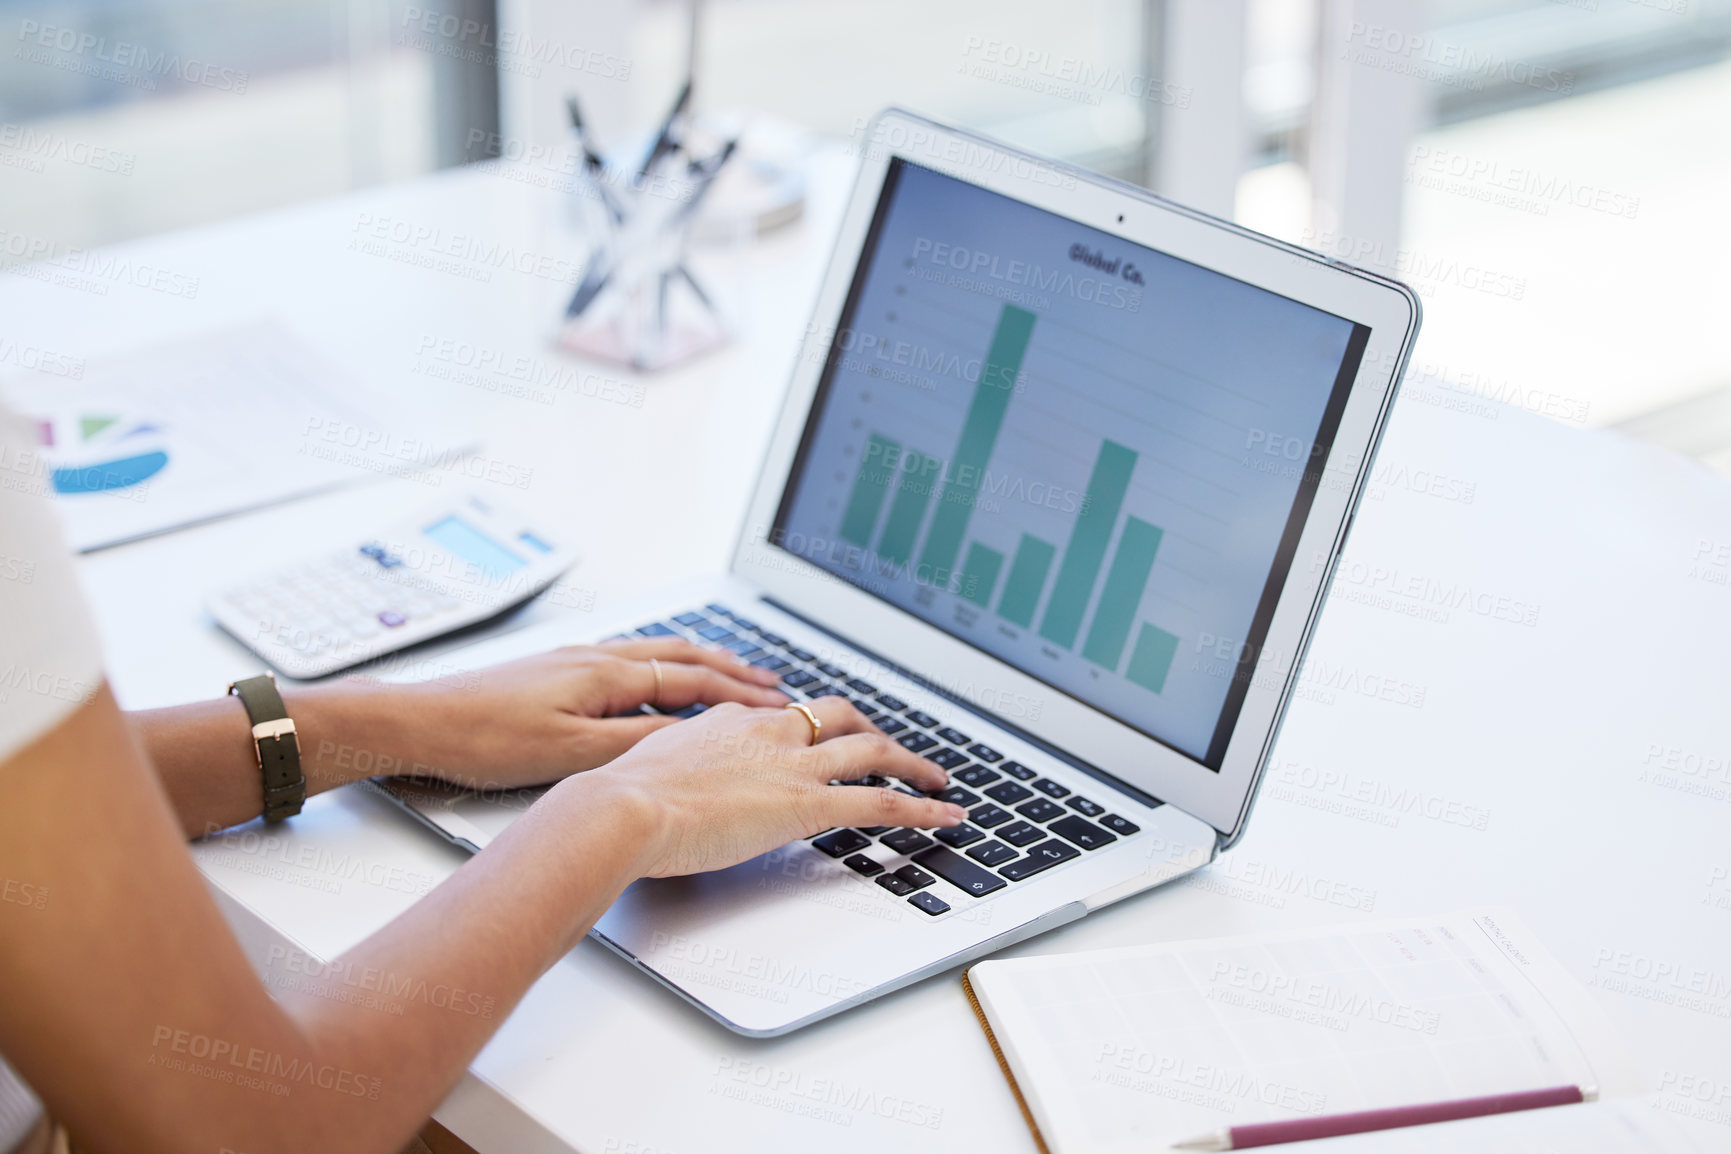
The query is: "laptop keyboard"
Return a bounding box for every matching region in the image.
[617,603,1156,919]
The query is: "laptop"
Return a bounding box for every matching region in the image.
[379,108,1421,1036]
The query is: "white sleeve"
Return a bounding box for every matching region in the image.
[0,402,105,763]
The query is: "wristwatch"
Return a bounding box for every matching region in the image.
[228,673,305,822]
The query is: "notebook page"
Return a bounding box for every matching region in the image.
[968,909,1638,1153]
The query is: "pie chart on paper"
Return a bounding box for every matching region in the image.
[33,411,171,495]
[1,322,478,551]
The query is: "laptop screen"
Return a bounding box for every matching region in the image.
[772,159,1370,769]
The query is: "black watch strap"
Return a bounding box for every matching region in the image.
[228,674,305,823]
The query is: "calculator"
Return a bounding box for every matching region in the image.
[207,495,578,679]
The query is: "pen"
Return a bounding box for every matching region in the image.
[566,96,624,223]
[564,96,608,171]
[1171,1083,1594,1150]
[637,80,692,181]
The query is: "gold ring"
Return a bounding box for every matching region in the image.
[648,658,664,707]
[784,701,821,745]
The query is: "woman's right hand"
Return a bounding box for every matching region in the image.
[579,696,967,879]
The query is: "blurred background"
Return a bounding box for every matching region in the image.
[2,0,1729,464]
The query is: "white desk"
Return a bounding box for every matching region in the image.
[8,155,1730,1153]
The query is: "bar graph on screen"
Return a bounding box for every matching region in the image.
[835,301,1183,698]
[773,159,1358,760]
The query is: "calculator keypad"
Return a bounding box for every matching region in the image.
[218,549,464,662]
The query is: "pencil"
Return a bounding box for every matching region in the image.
[1171,1083,1594,1150]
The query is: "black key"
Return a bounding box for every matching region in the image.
[1000,760,1037,780]
[967,803,1012,828]
[996,820,1043,847]
[998,839,1081,881]
[697,624,736,643]
[1099,814,1141,836]
[966,840,1018,867]
[673,611,708,627]
[787,646,816,662]
[727,642,764,660]
[898,732,938,754]
[815,661,846,677]
[856,825,889,836]
[730,617,759,632]
[846,678,878,694]
[635,622,677,637]
[704,603,733,617]
[812,829,871,858]
[758,631,788,647]
[926,747,969,770]
[880,828,934,854]
[956,765,1001,788]
[672,704,707,719]
[1048,814,1118,851]
[875,693,909,711]
[844,854,884,877]
[874,716,908,736]
[967,743,1003,763]
[1032,778,1071,799]
[751,655,791,672]
[985,781,1034,805]
[782,669,818,689]
[933,786,979,807]
[934,823,984,848]
[807,685,847,700]
[904,709,939,728]
[1016,798,1066,823]
[1067,796,1106,817]
[908,891,950,916]
[935,726,971,746]
[876,873,916,896]
[913,845,1008,897]
[893,864,935,891]
[854,700,883,719]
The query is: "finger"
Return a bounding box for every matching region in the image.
[786,695,879,742]
[640,660,788,710]
[599,637,782,687]
[809,732,951,793]
[821,785,965,831]
[577,713,682,765]
[770,697,856,750]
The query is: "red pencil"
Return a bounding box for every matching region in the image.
[1171,1084,1594,1150]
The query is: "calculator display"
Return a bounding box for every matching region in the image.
[423,515,528,580]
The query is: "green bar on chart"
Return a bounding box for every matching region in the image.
[875,448,940,566]
[918,304,1037,578]
[1126,623,1180,694]
[998,534,1056,627]
[840,432,900,547]
[1082,517,1164,670]
[959,543,1005,607]
[1038,440,1138,649]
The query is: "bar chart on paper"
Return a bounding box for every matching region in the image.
[833,300,1187,698]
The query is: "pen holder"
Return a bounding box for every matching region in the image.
[556,143,736,372]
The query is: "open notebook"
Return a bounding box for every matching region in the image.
[964,909,1693,1153]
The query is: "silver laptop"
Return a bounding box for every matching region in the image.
[379,109,1421,1036]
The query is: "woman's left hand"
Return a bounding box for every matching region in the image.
[295,639,789,792]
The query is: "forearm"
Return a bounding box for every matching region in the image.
[275,771,658,1153]
[7,685,662,1154]
[131,682,421,838]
